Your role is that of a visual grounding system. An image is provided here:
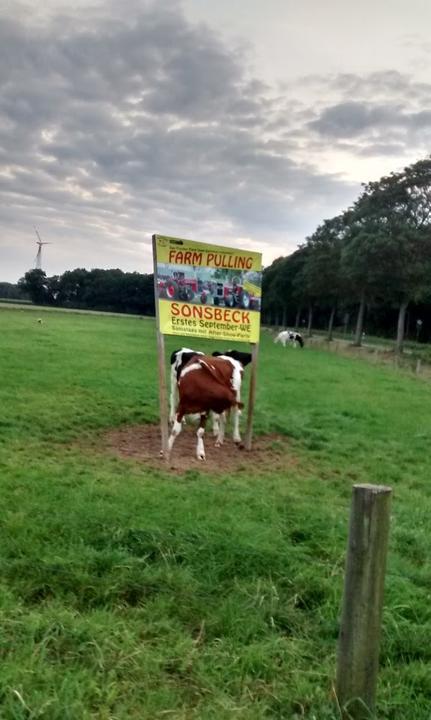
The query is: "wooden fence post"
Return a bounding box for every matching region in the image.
[336,483,392,719]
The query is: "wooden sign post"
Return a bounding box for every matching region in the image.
[244,342,259,451]
[152,235,169,459]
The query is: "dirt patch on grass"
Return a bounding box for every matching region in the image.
[100,423,298,475]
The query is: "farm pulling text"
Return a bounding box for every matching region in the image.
[168,250,253,269]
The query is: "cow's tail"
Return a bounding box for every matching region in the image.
[225,402,244,420]
[198,358,221,379]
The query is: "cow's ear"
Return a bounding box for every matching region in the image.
[243,353,252,366]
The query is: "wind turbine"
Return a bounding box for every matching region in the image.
[34,228,51,271]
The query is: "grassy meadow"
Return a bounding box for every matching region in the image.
[1,306,431,719]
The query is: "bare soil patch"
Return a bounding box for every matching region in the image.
[100,423,298,475]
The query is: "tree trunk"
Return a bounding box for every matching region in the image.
[275,309,280,327]
[353,292,366,346]
[282,304,287,328]
[327,304,336,341]
[295,308,301,331]
[395,300,409,355]
[343,313,349,336]
[307,304,313,337]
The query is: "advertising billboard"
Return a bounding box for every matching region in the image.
[153,234,262,343]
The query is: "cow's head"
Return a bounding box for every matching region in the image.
[212,350,252,367]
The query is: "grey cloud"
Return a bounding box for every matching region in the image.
[291,70,431,140]
[410,110,431,128]
[302,70,431,104]
[309,100,431,143]
[301,66,431,156]
[309,101,406,137]
[357,142,409,157]
[332,70,412,96]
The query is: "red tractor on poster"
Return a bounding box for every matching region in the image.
[158,271,261,310]
[209,276,261,311]
[158,271,205,302]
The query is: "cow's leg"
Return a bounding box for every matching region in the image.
[212,411,220,437]
[230,371,242,445]
[168,412,183,456]
[196,414,207,460]
[215,412,226,447]
[232,406,242,444]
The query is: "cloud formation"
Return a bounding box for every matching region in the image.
[305,71,431,151]
[1,2,430,281]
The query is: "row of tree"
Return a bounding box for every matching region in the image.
[0,282,27,300]
[262,157,431,352]
[18,268,155,316]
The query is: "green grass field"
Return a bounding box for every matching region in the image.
[1,307,431,719]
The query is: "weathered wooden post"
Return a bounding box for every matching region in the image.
[152,235,169,460]
[244,342,259,451]
[336,483,392,719]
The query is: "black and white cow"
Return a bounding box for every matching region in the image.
[274,330,304,348]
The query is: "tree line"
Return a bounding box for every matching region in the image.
[17,268,155,316]
[262,157,431,353]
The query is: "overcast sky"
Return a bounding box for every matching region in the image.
[1,0,431,282]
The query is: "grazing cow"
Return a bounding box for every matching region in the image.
[168,352,252,460]
[274,330,304,348]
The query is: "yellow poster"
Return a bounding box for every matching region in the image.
[153,235,262,343]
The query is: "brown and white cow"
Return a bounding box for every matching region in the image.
[168,351,252,460]
[170,347,221,437]
[169,348,203,424]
